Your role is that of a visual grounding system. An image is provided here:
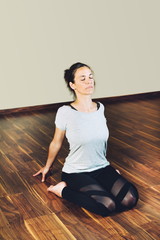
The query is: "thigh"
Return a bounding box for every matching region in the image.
[95,165,138,203]
[95,165,125,191]
[62,171,117,214]
[61,171,102,191]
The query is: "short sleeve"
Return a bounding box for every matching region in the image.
[99,102,107,121]
[99,102,104,110]
[98,102,105,113]
[55,106,67,131]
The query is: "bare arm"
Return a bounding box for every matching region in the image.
[33,127,65,182]
[46,127,65,167]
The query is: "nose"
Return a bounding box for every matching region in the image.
[86,77,93,84]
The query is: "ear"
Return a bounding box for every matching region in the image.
[69,82,76,90]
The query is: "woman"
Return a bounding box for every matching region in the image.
[33,62,139,217]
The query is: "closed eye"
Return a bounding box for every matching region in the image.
[80,74,93,81]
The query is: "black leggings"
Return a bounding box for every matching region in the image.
[61,165,139,217]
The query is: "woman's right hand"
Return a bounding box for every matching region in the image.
[33,166,50,182]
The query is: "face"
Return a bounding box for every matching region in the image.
[69,67,95,96]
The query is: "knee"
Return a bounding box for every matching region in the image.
[107,199,116,212]
[122,187,139,209]
[122,194,137,209]
[92,198,116,217]
[97,199,116,217]
[91,195,116,214]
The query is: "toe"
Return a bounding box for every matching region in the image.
[47,185,54,192]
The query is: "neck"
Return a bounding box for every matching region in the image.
[73,95,96,112]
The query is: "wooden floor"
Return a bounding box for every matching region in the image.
[0,95,160,240]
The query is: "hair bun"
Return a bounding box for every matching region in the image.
[64,69,70,81]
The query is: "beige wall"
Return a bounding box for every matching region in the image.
[0,0,160,110]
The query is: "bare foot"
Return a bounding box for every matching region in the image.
[47,181,67,198]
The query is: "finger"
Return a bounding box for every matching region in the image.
[33,170,41,177]
[41,173,45,182]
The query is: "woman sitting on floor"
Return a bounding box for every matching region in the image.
[33,62,139,217]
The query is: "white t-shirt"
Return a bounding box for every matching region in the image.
[55,102,110,173]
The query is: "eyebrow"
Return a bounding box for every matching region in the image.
[80,73,93,77]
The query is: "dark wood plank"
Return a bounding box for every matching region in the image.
[0,94,160,239]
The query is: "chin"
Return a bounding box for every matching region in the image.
[88,89,94,94]
[85,91,94,95]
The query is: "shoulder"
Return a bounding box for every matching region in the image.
[55,105,71,130]
[56,105,71,115]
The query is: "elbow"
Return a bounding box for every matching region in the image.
[50,140,62,151]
